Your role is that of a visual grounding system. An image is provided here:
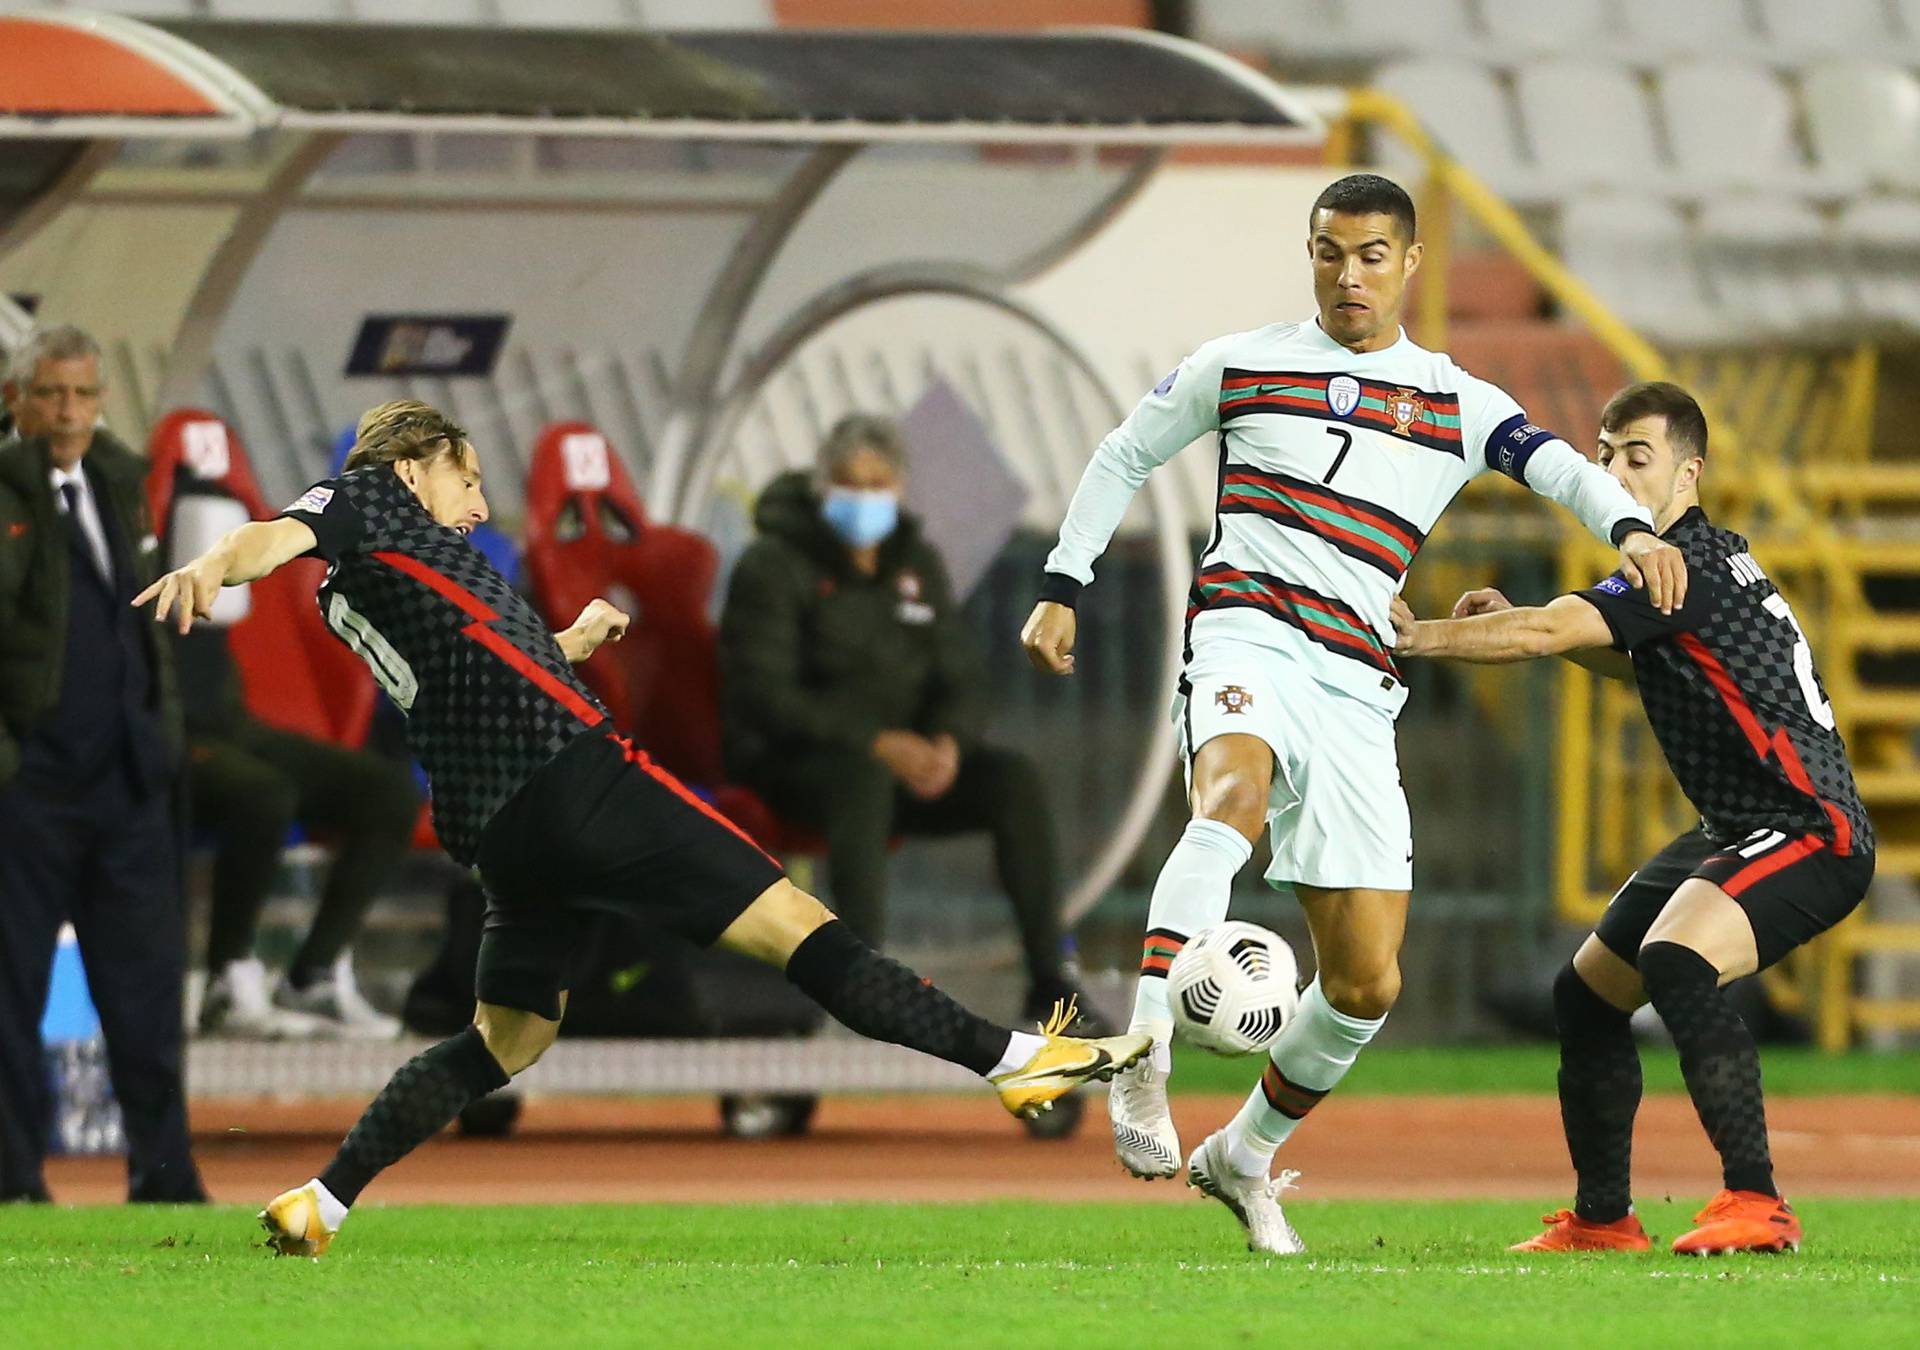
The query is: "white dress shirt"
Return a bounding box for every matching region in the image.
[49,461,114,582]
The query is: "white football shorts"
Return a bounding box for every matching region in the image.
[1173,636,1413,892]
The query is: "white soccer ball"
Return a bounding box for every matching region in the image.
[1167,921,1300,1056]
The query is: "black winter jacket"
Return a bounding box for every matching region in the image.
[719,471,983,776]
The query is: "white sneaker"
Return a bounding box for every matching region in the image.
[198,959,327,1040]
[1186,1130,1305,1255]
[275,953,402,1041]
[1108,1056,1181,1179]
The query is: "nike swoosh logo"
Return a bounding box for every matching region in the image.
[1007,1044,1110,1085]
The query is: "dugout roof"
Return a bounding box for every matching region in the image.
[0,12,1318,143]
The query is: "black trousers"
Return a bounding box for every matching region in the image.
[0,762,203,1201]
[188,721,420,978]
[749,743,1065,983]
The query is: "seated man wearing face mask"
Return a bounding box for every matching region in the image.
[721,414,1100,1027]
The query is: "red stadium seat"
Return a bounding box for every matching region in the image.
[522,422,787,851]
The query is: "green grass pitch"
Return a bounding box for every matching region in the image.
[5,1200,1914,1348]
[1169,1043,1920,1096]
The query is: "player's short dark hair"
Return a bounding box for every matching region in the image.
[1310,174,1417,244]
[1600,381,1708,462]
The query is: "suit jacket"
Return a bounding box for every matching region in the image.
[0,428,182,789]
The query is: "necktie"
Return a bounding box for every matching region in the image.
[60,481,109,582]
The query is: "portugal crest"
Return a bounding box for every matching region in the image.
[1386,388,1425,437]
[1214,685,1254,715]
[1326,374,1361,418]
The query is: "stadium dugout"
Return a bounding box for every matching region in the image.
[0,10,1337,1108]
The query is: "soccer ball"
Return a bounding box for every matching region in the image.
[1167,921,1300,1056]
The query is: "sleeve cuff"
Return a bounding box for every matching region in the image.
[1609,518,1656,548]
[1037,572,1084,608]
[1571,590,1631,652]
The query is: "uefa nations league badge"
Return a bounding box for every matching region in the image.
[1327,374,1361,418]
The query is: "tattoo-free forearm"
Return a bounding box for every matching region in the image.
[208,518,317,584]
[1409,607,1568,663]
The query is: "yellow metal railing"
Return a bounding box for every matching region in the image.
[1338,88,1920,1048]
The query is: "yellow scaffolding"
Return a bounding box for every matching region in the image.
[1336,89,1920,1048]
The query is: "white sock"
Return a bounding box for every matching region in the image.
[309,1178,349,1229]
[1130,818,1254,1072]
[988,1030,1048,1078]
[1222,977,1386,1176]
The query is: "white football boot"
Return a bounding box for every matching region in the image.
[198,959,327,1040]
[1186,1129,1305,1255]
[275,953,402,1040]
[1107,1056,1181,1179]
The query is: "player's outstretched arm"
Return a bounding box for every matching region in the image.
[132,516,317,634]
[555,598,630,663]
[1437,587,1635,682]
[1027,342,1226,674]
[1393,593,1615,665]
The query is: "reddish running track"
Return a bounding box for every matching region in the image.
[41,1092,1920,1207]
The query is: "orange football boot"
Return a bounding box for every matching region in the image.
[1510,1208,1651,1253]
[1671,1190,1800,1255]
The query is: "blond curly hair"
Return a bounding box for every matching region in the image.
[343,399,471,473]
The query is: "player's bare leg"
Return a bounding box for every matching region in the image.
[1640,882,1798,1254]
[718,879,1149,1119]
[1113,732,1272,1178]
[262,995,562,1256]
[1192,885,1405,1252]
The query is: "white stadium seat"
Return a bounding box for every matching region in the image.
[1804,62,1920,193]
[1478,0,1613,56]
[1514,60,1669,196]
[1840,198,1920,331]
[1372,60,1532,199]
[1755,0,1896,55]
[1695,196,1849,338]
[1658,60,1827,197]
[1191,1,1346,58]
[1197,0,1480,60]
[1617,0,1763,57]
[1560,195,1721,343]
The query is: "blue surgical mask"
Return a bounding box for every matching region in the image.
[821,487,899,549]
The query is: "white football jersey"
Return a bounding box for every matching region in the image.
[1044,321,1654,712]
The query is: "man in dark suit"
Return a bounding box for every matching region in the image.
[0,325,203,1203]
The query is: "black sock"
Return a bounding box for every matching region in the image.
[1553,964,1642,1223]
[318,1026,509,1207]
[785,920,1012,1077]
[1639,941,1776,1198]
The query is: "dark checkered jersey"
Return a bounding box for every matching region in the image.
[1576,507,1871,855]
[279,467,609,865]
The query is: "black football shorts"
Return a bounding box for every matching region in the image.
[1595,826,1874,972]
[472,731,785,1019]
